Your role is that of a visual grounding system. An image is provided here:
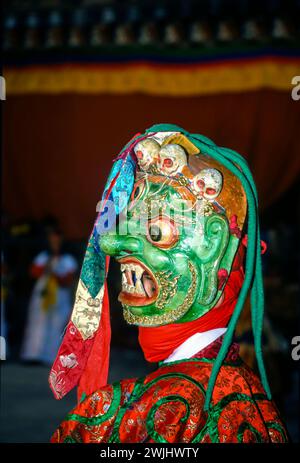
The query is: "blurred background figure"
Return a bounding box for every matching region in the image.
[21,228,77,366]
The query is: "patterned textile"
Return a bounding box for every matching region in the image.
[5,49,300,96]
[49,139,138,400]
[51,340,288,444]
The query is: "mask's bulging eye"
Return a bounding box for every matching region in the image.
[149,224,162,242]
[146,216,178,248]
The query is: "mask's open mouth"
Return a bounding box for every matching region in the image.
[117,257,158,306]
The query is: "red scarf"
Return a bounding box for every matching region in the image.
[138,267,244,362]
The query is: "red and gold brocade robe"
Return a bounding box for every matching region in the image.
[51,342,288,444]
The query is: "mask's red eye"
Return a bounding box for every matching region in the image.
[163,158,173,168]
[146,216,178,249]
[136,150,143,159]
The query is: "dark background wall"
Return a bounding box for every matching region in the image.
[3,90,300,239]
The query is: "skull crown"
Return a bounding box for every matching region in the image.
[134,138,223,202]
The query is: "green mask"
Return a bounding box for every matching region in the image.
[100,130,247,327]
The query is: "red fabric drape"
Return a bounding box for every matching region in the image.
[138,267,244,362]
[3,91,300,239]
[77,280,111,401]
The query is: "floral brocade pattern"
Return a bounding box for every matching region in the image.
[51,358,288,444]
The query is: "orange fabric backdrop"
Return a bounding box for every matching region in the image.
[3,90,300,239]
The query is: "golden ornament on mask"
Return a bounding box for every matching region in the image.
[173,174,191,188]
[155,270,180,310]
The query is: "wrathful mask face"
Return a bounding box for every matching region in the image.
[100,171,242,327]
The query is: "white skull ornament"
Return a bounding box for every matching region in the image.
[192,168,223,200]
[157,144,187,176]
[134,138,160,171]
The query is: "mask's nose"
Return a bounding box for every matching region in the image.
[99,233,120,256]
[100,233,141,257]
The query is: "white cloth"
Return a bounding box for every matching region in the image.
[162,328,227,363]
[21,252,78,364]
[149,131,179,144]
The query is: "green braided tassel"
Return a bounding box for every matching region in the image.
[189,135,271,411]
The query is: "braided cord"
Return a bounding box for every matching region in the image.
[218,146,271,402]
